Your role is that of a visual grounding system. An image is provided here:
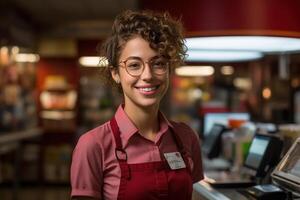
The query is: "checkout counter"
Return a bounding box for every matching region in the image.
[193,127,300,200]
[193,180,247,200]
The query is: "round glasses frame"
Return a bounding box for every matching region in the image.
[118,57,170,77]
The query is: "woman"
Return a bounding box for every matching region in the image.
[71,10,203,200]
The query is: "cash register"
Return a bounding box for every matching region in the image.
[272,137,300,197]
[239,137,300,200]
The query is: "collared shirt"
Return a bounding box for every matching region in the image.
[71,105,203,199]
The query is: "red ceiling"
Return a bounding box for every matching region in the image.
[141,0,300,37]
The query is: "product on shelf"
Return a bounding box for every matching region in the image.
[40,75,78,132]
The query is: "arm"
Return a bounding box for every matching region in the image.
[70,133,104,199]
[191,130,204,182]
[173,123,203,183]
[177,122,204,182]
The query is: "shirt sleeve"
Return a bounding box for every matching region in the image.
[70,133,103,199]
[177,122,204,183]
[190,129,204,183]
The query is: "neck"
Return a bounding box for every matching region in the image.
[124,103,160,141]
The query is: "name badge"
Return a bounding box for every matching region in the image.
[164,152,186,170]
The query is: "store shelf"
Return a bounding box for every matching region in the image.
[0,128,42,146]
[0,128,43,184]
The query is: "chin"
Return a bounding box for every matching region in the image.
[131,95,164,109]
[138,99,160,108]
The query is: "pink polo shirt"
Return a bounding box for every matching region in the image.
[71,105,203,199]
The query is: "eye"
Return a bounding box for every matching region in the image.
[126,59,143,70]
[151,58,168,68]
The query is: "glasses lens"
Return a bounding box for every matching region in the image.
[123,57,169,76]
[150,57,168,74]
[125,58,143,76]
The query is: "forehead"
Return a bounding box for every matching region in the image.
[119,37,158,61]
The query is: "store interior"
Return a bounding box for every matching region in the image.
[1,0,300,199]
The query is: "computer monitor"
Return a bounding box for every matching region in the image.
[243,133,283,178]
[203,112,250,137]
[244,135,270,170]
[272,137,300,194]
[202,124,227,159]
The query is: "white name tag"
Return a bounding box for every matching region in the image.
[164,152,186,170]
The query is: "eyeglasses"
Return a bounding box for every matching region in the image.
[119,56,169,77]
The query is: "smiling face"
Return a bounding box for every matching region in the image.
[111,36,169,111]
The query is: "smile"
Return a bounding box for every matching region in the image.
[136,86,159,94]
[139,87,157,92]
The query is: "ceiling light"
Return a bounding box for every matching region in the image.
[11,46,20,55]
[185,36,300,53]
[0,46,9,65]
[79,56,108,67]
[221,66,234,75]
[15,53,40,63]
[262,87,272,99]
[175,66,214,77]
[233,78,252,90]
[186,50,263,62]
[0,46,8,53]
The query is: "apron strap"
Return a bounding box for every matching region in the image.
[110,117,122,149]
[110,118,131,179]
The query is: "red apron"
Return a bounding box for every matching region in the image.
[110,117,193,200]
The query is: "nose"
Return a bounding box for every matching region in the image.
[140,62,153,81]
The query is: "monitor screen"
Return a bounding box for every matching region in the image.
[244,135,270,169]
[290,160,300,178]
[280,144,300,178]
[203,112,250,136]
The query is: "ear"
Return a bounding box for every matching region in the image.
[110,67,120,84]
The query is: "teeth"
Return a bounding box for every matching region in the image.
[139,87,156,92]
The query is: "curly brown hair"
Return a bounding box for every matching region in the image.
[99,10,187,89]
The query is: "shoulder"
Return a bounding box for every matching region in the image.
[74,121,113,153]
[170,121,198,139]
[169,120,201,148]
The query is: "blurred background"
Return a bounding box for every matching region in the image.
[1,0,300,199]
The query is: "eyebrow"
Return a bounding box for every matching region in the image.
[123,55,161,61]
